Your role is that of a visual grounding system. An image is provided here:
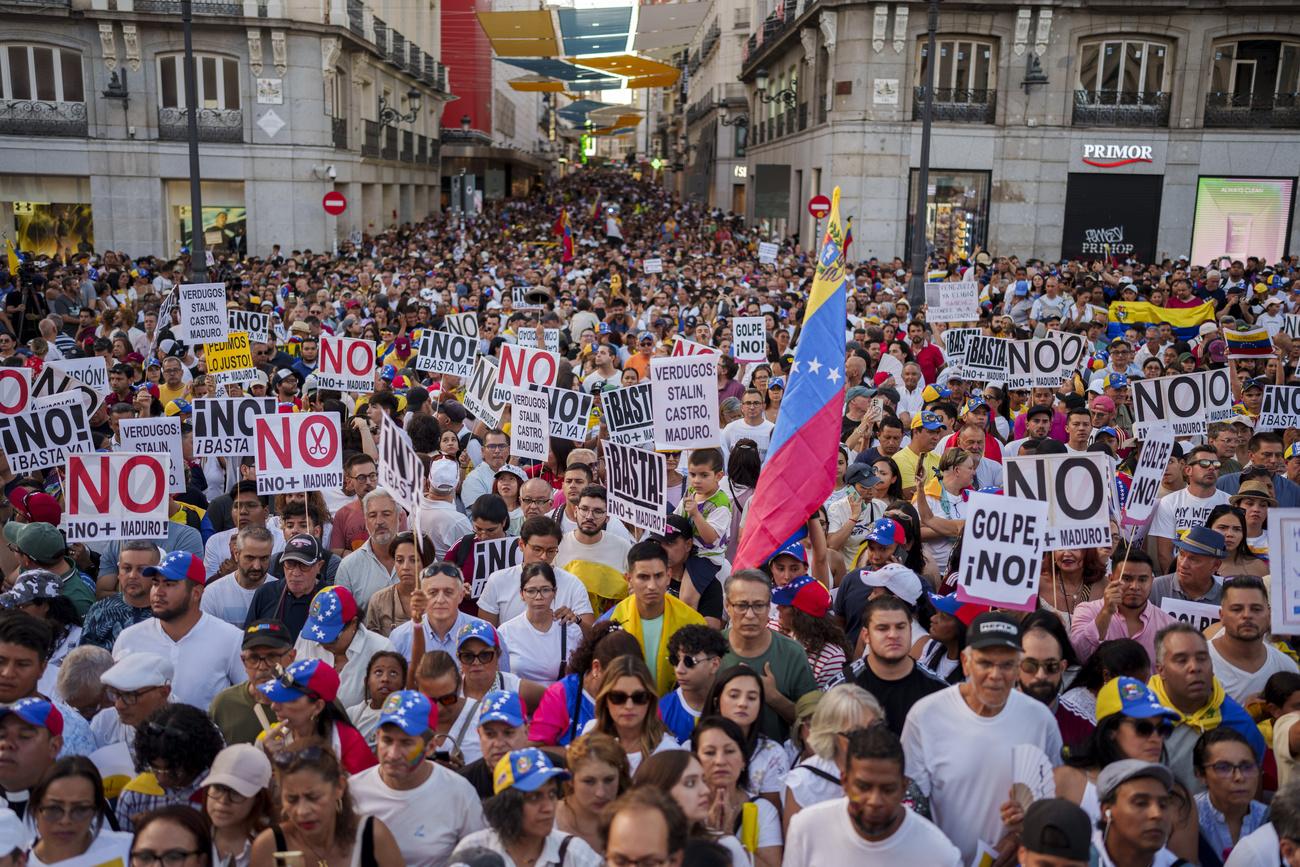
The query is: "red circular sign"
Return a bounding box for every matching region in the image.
[807,194,831,219]
[322,192,347,216]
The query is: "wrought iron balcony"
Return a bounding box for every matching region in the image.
[1072,90,1170,128]
[157,106,242,142]
[332,116,348,149]
[1204,91,1300,129]
[381,127,397,160]
[0,99,87,137]
[136,0,242,12]
[400,129,414,162]
[346,0,365,37]
[912,87,996,123]
[362,119,380,157]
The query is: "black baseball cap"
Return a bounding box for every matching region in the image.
[654,513,693,542]
[1022,798,1091,860]
[242,619,293,650]
[1025,405,1053,421]
[966,612,1022,651]
[282,534,325,565]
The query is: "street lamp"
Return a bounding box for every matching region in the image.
[907,0,940,311]
[377,87,422,126]
[753,68,797,108]
[719,106,748,128]
[181,0,206,281]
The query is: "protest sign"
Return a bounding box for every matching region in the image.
[415,330,479,377]
[1160,598,1222,632]
[955,492,1047,610]
[510,390,550,462]
[464,356,507,430]
[469,537,521,598]
[49,357,107,393]
[1046,331,1090,373]
[961,335,1009,380]
[670,337,717,357]
[205,332,260,386]
[62,453,169,542]
[0,368,31,416]
[254,412,343,495]
[494,343,559,402]
[1007,338,1078,390]
[0,402,93,473]
[192,397,276,456]
[1284,315,1300,341]
[942,328,982,372]
[651,355,720,449]
[119,417,186,493]
[315,335,377,392]
[178,282,229,343]
[923,281,980,323]
[602,383,655,447]
[604,442,667,534]
[1257,385,1300,430]
[1005,452,1112,550]
[31,366,96,415]
[378,412,424,515]
[757,242,778,265]
[1132,371,1231,437]
[540,386,593,442]
[1269,509,1300,636]
[442,312,480,340]
[522,327,562,355]
[228,309,270,343]
[732,317,767,363]
[643,258,663,274]
[875,353,904,385]
[1121,428,1176,528]
[1204,367,1234,423]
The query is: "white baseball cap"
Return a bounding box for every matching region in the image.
[102,653,173,691]
[861,563,924,605]
[204,744,272,798]
[430,459,461,493]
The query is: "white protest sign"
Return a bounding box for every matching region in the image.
[315,335,376,392]
[1283,314,1300,341]
[1204,367,1234,424]
[62,452,169,542]
[523,328,562,355]
[540,386,593,442]
[510,390,550,462]
[1269,509,1300,636]
[1160,597,1222,633]
[494,343,559,402]
[254,412,344,495]
[227,309,271,343]
[442,313,480,340]
[942,328,982,372]
[670,337,717,357]
[955,492,1048,610]
[0,368,32,416]
[178,282,229,343]
[604,442,667,534]
[0,402,93,473]
[923,281,980,324]
[1005,452,1112,550]
[875,353,904,385]
[731,317,767,363]
[470,537,522,598]
[758,242,778,265]
[602,383,655,447]
[119,417,186,493]
[192,397,276,456]
[415,330,479,377]
[50,357,107,394]
[961,335,1009,381]
[1132,371,1232,437]
[1046,331,1090,372]
[651,355,720,449]
[1007,338,1078,391]
[1121,428,1176,528]
[643,258,663,274]
[510,286,543,311]
[1257,386,1300,430]
[464,356,507,430]
[378,412,424,515]
[31,366,97,415]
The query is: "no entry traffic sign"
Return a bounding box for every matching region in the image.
[323,191,347,216]
[807,194,831,219]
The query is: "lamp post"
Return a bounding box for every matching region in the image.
[377,86,422,126]
[907,0,939,310]
[181,0,206,281]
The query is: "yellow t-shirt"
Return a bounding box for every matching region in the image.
[892,445,941,493]
[158,381,187,405]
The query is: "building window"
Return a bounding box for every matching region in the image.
[915,38,997,122]
[1206,39,1300,128]
[1073,38,1171,127]
[0,45,85,103]
[157,53,240,110]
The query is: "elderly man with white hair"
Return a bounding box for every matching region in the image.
[335,487,402,610]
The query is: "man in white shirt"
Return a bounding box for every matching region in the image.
[1149,444,1230,572]
[556,486,633,611]
[1209,575,1299,704]
[721,388,776,459]
[349,689,486,866]
[416,459,473,559]
[902,612,1063,864]
[581,344,622,394]
[476,516,594,630]
[292,585,395,708]
[112,551,246,709]
[200,527,276,626]
[89,653,172,754]
[461,429,509,509]
[895,362,926,422]
[786,724,962,864]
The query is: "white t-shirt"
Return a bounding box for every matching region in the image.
[476,564,594,624]
[1209,641,1299,704]
[785,798,962,866]
[556,531,632,576]
[1224,822,1280,867]
[453,828,602,867]
[747,736,791,798]
[1149,487,1231,540]
[28,829,134,867]
[497,612,584,684]
[784,753,841,810]
[721,417,776,459]
[348,764,486,867]
[200,573,278,626]
[901,686,1063,864]
[112,613,247,709]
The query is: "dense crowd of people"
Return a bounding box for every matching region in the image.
[0,166,1299,866]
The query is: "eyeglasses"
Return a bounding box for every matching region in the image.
[1206,760,1259,778]
[606,855,670,867]
[1019,658,1064,676]
[728,600,770,615]
[458,648,497,665]
[576,506,606,517]
[522,585,556,599]
[206,784,249,804]
[232,500,263,512]
[36,803,96,823]
[1126,718,1175,739]
[484,443,509,451]
[521,498,554,508]
[350,472,379,483]
[525,542,560,557]
[607,690,651,706]
[1191,459,1222,469]
[241,651,290,669]
[424,689,460,707]
[107,686,165,705]
[668,653,714,669]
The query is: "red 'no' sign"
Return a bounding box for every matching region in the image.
[807,195,831,219]
[323,192,347,216]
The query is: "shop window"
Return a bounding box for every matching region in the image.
[0,45,84,103]
[157,53,241,110]
[905,169,990,264]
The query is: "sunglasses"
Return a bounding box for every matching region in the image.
[607,690,651,706]
[1126,718,1175,739]
[1191,459,1222,469]
[1019,658,1064,676]
[271,744,326,770]
[668,653,714,670]
[458,649,497,665]
[425,689,460,707]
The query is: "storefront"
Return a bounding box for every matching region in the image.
[1062,173,1163,262]
[1190,176,1296,264]
[905,169,990,263]
[1,175,94,259]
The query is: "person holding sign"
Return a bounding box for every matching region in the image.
[1069,549,1174,664]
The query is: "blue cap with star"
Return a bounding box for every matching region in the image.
[300,586,358,645]
[493,747,570,795]
[478,690,525,728]
[377,689,439,738]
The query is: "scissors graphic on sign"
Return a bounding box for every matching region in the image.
[306,425,330,457]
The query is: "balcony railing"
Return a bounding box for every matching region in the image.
[346,0,365,37]
[1204,91,1300,129]
[1073,90,1170,128]
[331,116,348,149]
[381,127,397,160]
[136,0,241,12]
[157,106,242,142]
[7,0,71,7]
[0,99,87,137]
[912,87,996,123]
[400,129,414,162]
[362,119,380,157]
[797,101,807,131]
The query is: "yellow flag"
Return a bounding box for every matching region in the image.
[5,240,17,276]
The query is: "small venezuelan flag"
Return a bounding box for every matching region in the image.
[1224,326,1274,359]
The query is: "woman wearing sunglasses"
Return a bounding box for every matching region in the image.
[1194,727,1267,864]
[581,656,679,774]
[1054,676,1178,824]
[258,659,376,775]
[27,756,131,867]
[201,745,273,867]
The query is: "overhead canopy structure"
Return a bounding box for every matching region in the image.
[632,2,708,52]
[476,10,561,57]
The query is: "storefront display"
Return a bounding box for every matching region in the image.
[906,169,990,263]
[1061,173,1163,262]
[12,202,93,258]
[1190,177,1296,265]
[176,206,247,256]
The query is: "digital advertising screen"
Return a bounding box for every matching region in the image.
[1190,177,1295,266]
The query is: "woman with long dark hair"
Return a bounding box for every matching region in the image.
[772,576,850,688]
[691,716,782,867]
[119,704,226,832]
[582,656,677,774]
[634,750,749,865]
[201,745,273,867]
[1207,505,1269,579]
[528,621,642,747]
[911,592,981,684]
[258,659,376,774]
[29,756,132,866]
[703,666,789,808]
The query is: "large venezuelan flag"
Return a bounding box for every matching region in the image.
[1107,300,1214,341]
[733,188,848,570]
